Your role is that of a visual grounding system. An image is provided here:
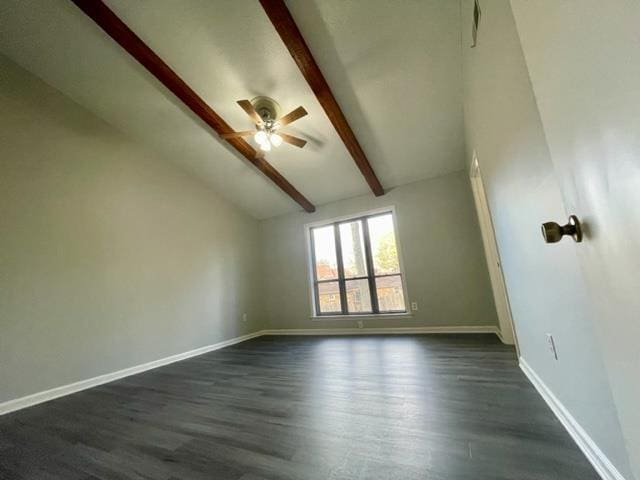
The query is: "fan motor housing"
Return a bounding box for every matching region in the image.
[250,96,281,123]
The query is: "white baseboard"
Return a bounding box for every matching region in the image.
[0,327,499,417]
[519,357,626,480]
[261,325,500,336]
[0,330,263,417]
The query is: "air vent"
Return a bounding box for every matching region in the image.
[471,0,481,48]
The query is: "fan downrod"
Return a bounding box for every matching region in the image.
[250,96,281,123]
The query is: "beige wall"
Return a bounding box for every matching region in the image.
[0,56,263,404]
[260,171,498,331]
[510,1,640,476]
[461,1,633,478]
[0,53,497,406]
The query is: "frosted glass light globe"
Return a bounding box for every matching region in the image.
[270,133,283,147]
[254,130,268,145]
[260,140,272,152]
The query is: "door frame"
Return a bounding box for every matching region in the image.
[469,152,519,354]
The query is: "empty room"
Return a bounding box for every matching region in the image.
[1,1,638,479]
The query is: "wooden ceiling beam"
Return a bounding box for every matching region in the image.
[259,0,384,196]
[70,0,315,213]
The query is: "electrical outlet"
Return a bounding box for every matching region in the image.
[411,302,418,311]
[546,334,558,360]
[357,320,364,329]
[242,313,247,323]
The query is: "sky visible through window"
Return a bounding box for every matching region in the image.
[312,226,338,280]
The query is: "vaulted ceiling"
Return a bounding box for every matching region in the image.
[0,0,464,219]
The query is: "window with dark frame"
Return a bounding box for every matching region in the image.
[309,211,407,316]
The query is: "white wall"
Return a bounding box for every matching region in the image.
[260,171,499,331]
[0,55,263,404]
[509,2,640,476]
[461,1,633,478]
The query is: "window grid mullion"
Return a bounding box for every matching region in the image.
[309,228,322,316]
[374,273,402,279]
[333,223,348,315]
[361,217,379,314]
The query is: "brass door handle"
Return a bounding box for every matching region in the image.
[541,215,582,243]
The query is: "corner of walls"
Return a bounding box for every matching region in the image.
[258,171,499,332]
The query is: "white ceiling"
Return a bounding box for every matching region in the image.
[0,0,464,219]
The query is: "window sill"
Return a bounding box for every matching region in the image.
[310,313,413,321]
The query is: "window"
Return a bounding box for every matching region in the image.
[308,210,407,316]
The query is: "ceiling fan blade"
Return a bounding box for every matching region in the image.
[237,99,263,125]
[255,149,266,159]
[279,132,307,148]
[277,106,307,127]
[220,130,255,139]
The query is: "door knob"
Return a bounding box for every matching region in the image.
[541,215,582,243]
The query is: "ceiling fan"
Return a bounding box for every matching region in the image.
[221,96,308,157]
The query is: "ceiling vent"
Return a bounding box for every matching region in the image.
[471,0,481,48]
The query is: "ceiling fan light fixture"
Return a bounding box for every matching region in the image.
[260,140,272,152]
[270,133,283,147]
[254,130,268,146]
[235,97,308,157]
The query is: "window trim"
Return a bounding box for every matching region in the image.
[304,206,411,319]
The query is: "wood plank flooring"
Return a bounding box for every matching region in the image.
[0,334,599,479]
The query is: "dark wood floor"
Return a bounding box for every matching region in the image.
[0,334,598,480]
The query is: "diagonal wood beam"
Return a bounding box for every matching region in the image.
[70,0,315,213]
[259,0,384,196]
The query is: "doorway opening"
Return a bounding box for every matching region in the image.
[470,153,519,355]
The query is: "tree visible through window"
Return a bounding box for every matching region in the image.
[309,211,406,315]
